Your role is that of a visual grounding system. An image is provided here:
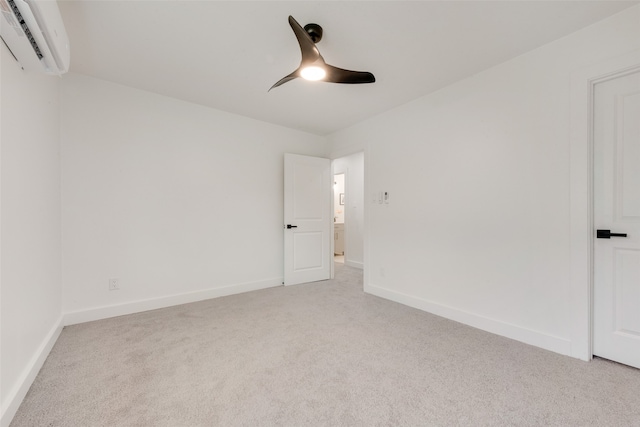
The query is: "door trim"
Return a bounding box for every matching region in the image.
[332,169,348,263]
[330,165,335,280]
[570,49,640,361]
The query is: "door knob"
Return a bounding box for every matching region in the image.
[597,229,628,239]
[286,224,297,229]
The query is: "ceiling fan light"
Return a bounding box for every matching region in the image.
[301,66,326,81]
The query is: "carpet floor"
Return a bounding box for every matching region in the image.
[10,263,640,426]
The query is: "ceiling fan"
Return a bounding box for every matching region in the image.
[269,15,376,91]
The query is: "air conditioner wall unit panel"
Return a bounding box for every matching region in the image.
[0,0,70,75]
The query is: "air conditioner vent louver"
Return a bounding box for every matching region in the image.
[6,0,43,59]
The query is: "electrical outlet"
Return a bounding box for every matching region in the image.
[109,278,120,291]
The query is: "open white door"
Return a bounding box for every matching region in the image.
[593,69,640,369]
[284,153,331,286]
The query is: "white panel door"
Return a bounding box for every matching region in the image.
[593,69,640,369]
[284,153,331,286]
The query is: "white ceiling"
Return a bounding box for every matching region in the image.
[58,1,637,136]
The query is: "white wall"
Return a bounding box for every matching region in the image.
[0,47,63,425]
[328,6,640,356]
[333,152,365,269]
[61,74,327,322]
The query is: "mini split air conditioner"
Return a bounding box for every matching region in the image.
[0,0,69,75]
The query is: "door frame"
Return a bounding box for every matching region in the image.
[569,49,640,361]
[332,169,348,261]
[331,150,366,272]
[330,165,336,280]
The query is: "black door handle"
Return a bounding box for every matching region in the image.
[597,229,628,239]
[286,224,297,229]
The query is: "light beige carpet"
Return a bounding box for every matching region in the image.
[11,263,640,426]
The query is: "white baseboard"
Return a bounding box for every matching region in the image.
[344,260,363,270]
[365,283,572,357]
[1,316,63,427]
[63,277,283,326]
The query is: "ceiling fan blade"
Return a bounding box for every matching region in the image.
[324,64,376,84]
[268,70,299,91]
[288,15,321,66]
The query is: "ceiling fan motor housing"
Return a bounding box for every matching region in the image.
[304,23,323,43]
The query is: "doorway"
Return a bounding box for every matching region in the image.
[332,152,365,270]
[569,50,640,363]
[333,173,345,263]
[592,67,640,369]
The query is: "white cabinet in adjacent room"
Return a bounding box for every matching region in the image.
[334,223,344,255]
